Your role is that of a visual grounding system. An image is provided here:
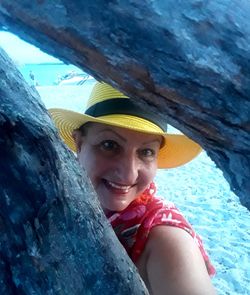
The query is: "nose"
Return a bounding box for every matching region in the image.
[114,151,140,185]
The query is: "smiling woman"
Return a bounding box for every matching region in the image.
[0,1,247,291]
[74,124,161,213]
[49,82,216,295]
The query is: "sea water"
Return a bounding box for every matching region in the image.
[19,63,84,86]
[20,64,250,295]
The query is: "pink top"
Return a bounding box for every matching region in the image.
[106,182,216,276]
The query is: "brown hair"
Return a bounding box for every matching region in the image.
[77,122,93,136]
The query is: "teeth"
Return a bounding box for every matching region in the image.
[107,181,131,191]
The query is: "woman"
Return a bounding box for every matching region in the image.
[49,82,216,295]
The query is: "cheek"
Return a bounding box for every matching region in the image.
[150,166,157,180]
[77,147,107,184]
[77,147,96,177]
[140,163,158,189]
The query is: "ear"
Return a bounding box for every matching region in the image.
[72,130,83,153]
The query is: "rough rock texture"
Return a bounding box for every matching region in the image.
[0,48,148,294]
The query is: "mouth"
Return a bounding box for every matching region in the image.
[103,179,132,194]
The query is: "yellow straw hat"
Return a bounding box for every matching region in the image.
[49,82,201,169]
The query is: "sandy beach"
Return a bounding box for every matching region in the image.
[37,84,250,295]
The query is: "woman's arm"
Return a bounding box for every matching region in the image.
[145,226,217,295]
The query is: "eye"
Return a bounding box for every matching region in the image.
[139,148,156,159]
[99,140,119,152]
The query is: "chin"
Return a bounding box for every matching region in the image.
[101,200,130,213]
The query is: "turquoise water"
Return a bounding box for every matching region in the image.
[18,63,85,86]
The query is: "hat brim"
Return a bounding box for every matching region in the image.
[49,108,202,169]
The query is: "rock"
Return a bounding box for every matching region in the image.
[0,48,148,294]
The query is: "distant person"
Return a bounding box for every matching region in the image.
[29,70,35,81]
[49,82,216,295]
[29,70,39,86]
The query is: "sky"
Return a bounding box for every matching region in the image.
[0,31,60,64]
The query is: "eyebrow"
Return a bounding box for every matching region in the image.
[97,128,126,142]
[98,127,162,145]
[142,138,162,145]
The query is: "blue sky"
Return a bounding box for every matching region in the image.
[0,31,60,64]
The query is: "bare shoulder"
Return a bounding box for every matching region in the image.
[142,225,217,295]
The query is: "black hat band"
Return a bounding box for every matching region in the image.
[85,98,167,131]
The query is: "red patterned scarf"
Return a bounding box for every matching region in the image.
[106,182,216,276]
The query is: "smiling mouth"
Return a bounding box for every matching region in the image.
[103,179,132,194]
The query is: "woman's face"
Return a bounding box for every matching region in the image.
[75,123,161,213]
